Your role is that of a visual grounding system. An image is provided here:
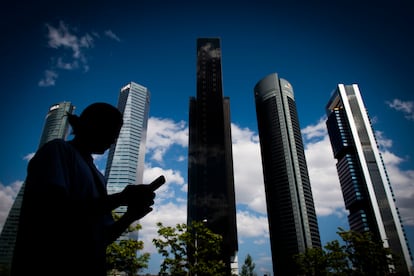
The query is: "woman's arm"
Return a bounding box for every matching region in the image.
[105,205,153,245]
[105,184,155,244]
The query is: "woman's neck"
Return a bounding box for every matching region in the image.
[69,137,93,159]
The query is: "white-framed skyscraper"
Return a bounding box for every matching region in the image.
[105,82,150,208]
[326,84,413,275]
[0,102,74,275]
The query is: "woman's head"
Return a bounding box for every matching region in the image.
[68,102,123,154]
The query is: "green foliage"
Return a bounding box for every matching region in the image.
[153,222,188,275]
[294,228,396,276]
[294,247,328,276]
[324,239,350,275]
[337,228,394,275]
[106,214,150,276]
[152,221,227,276]
[240,254,257,276]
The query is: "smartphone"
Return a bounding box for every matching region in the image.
[148,175,166,191]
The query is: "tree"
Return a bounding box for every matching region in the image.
[294,228,396,276]
[324,239,350,275]
[337,228,394,275]
[240,254,257,276]
[152,222,188,275]
[294,247,328,276]
[153,221,227,276]
[106,214,150,276]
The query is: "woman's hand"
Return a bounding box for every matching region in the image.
[122,185,155,221]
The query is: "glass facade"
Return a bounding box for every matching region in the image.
[105,82,149,209]
[187,38,238,275]
[254,73,321,276]
[0,102,74,275]
[326,84,413,275]
[38,102,75,148]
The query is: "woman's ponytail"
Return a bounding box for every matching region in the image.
[67,113,81,135]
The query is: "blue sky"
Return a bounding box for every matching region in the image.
[1,0,414,274]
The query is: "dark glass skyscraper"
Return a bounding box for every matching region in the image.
[0,102,74,275]
[326,84,413,275]
[254,73,321,276]
[187,38,238,274]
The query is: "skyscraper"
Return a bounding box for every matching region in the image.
[254,73,321,276]
[326,84,413,275]
[105,82,150,208]
[0,102,74,275]
[38,102,75,148]
[187,38,238,274]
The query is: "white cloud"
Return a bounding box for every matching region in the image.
[46,21,94,60]
[107,163,188,255]
[253,239,266,245]
[104,30,121,42]
[256,256,273,274]
[380,151,414,226]
[365,130,414,226]
[0,181,23,231]
[143,164,186,203]
[302,119,348,217]
[302,120,347,217]
[231,123,266,214]
[236,211,269,238]
[106,161,184,252]
[139,201,187,254]
[56,57,79,70]
[146,117,188,163]
[39,21,120,87]
[38,70,58,87]
[23,152,35,162]
[38,21,92,87]
[375,130,393,149]
[302,117,328,140]
[137,200,270,258]
[386,99,414,121]
[144,165,185,186]
[93,151,109,174]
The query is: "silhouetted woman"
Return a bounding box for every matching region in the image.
[12,102,155,276]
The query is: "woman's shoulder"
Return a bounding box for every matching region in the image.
[26,139,76,174]
[33,139,74,160]
[40,138,71,151]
